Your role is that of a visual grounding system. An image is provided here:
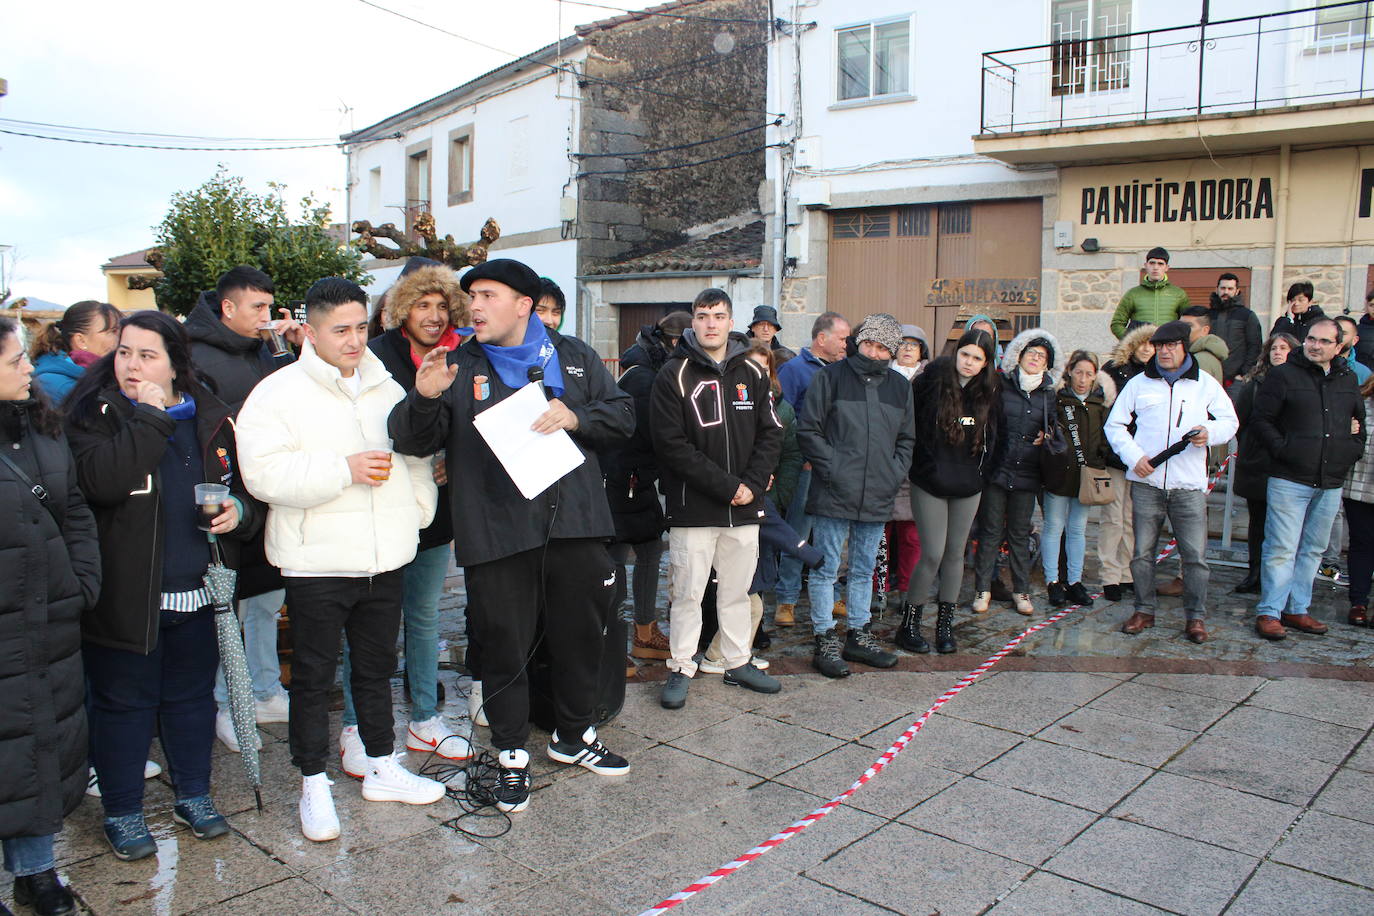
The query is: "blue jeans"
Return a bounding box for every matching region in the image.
[1042,492,1089,584]
[84,609,218,816]
[1258,479,1342,618]
[3,834,55,877]
[808,516,884,632]
[214,588,286,707]
[342,545,450,726]
[775,469,813,604]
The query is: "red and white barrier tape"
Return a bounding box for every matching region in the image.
[637,452,1238,916]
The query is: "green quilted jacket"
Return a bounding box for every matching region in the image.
[1109,276,1191,338]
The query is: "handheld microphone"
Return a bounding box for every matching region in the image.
[527,365,548,398]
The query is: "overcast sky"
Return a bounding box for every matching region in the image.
[0,0,656,306]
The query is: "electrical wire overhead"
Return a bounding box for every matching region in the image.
[0,117,338,143]
[0,127,362,152]
[352,0,782,119]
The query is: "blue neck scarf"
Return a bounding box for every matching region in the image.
[124,392,197,421]
[1158,354,1193,386]
[476,312,564,397]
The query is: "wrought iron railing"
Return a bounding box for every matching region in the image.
[980,1,1374,134]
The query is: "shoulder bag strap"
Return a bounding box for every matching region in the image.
[0,448,58,522]
[1064,402,1088,468]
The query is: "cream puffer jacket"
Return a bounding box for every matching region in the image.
[235,341,437,575]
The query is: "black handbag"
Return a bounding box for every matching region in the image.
[1038,398,1069,490]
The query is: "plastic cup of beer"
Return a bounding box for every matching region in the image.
[194,483,231,531]
[364,439,393,482]
[258,321,290,358]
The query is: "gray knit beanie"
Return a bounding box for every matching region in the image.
[855,313,903,357]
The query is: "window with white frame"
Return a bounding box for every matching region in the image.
[1316,1,1370,43]
[1051,0,1131,96]
[448,125,474,206]
[836,17,911,102]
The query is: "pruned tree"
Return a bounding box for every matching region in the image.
[351,214,501,269]
[134,168,369,315]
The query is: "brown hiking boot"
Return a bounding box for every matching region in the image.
[833,599,847,619]
[774,603,796,627]
[631,623,671,660]
[1121,612,1155,635]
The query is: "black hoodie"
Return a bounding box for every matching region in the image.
[650,330,783,528]
[1208,291,1262,380]
[185,290,293,408]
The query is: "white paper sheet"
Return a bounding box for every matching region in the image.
[471,382,586,499]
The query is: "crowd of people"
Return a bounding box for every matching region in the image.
[3,247,1370,914]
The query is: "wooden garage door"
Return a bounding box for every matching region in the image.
[827,199,1041,347]
[1150,267,1253,309]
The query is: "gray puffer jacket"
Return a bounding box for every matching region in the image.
[798,353,915,522]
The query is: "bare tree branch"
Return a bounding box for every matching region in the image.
[351,217,501,269]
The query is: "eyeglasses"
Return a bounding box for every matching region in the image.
[1306,336,1338,346]
[1155,339,1185,349]
[898,341,920,349]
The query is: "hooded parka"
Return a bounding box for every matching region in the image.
[0,401,100,840]
[1046,382,1111,498]
[186,290,292,408]
[797,352,915,522]
[1110,276,1191,338]
[1208,291,1262,380]
[990,329,1064,491]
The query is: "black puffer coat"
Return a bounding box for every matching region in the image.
[600,327,673,544]
[1208,292,1263,381]
[989,329,1063,492]
[66,390,263,654]
[1270,303,1327,340]
[0,401,100,840]
[1251,350,1366,489]
[1231,375,1271,501]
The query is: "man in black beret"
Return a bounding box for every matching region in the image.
[388,257,636,815]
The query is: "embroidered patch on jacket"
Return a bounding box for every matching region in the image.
[474,375,490,401]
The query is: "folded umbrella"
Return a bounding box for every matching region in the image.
[204,535,264,810]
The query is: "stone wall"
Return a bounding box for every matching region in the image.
[1281,264,1345,309]
[575,0,770,272]
[1053,268,1122,314]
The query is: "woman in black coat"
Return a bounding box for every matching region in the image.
[65,311,261,863]
[896,328,1000,655]
[0,316,100,915]
[1232,331,1300,594]
[971,328,1063,617]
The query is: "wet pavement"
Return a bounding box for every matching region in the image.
[16,511,1374,915]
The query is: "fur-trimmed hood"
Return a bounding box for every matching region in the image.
[1107,323,1158,368]
[1001,327,1063,378]
[382,264,468,331]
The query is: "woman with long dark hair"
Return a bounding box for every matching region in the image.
[895,328,1000,654]
[0,317,100,915]
[65,311,262,862]
[29,300,122,404]
[1232,332,1301,595]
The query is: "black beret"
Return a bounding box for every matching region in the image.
[459,258,542,302]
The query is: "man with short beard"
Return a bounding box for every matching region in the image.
[1206,273,1261,385]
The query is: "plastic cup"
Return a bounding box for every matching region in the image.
[194,483,230,531]
[258,321,290,357]
[364,439,392,482]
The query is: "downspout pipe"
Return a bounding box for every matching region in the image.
[1270,142,1291,329]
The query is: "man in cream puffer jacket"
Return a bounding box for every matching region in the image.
[235,278,442,845]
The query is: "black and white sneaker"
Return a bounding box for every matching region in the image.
[547,727,630,775]
[495,749,532,813]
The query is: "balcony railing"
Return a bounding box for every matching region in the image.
[980,1,1374,134]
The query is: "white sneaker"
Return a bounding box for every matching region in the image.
[254,691,290,724]
[338,725,366,779]
[360,753,446,805]
[469,681,489,727]
[216,709,261,753]
[406,716,473,761]
[1014,593,1035,616]
[971,591,991,613]
[697,656,770,675]
[299,773,340,842]
[144,759,162,779]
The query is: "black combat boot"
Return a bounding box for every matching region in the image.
[894,602,930,653]
[935,602,957,654]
